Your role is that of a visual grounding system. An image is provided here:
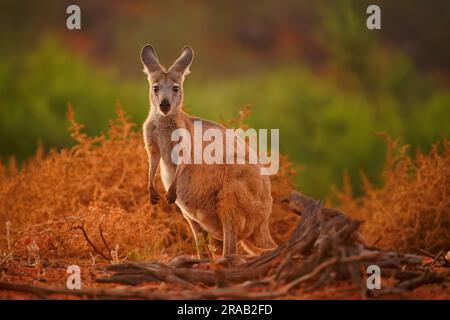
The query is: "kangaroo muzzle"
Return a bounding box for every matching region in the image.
[159,99,171,114]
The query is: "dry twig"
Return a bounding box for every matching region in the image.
[3,191,448,299]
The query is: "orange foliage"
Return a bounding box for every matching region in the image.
[0,105,297,264]
[1,105,447,266]
[335,134,450,253]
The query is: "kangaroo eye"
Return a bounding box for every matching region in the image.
[173,85,179,92]
[153,85,159,93]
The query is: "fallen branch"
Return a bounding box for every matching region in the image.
[92,191,446,296]
[5,191,445,299]
[0,280,286,300]
[63,214,112,262]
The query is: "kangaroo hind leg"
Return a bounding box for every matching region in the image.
[241,223,276,255]
[182,213,209,259]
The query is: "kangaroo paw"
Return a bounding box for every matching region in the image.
[165,188,177,204]
[149,190,160,205]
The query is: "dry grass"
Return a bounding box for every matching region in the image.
[0,106,448,300]
[335,134,450,253]
[0,106,447,268]
[0,105,298,265]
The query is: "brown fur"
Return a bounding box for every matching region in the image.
[140,45,276,258]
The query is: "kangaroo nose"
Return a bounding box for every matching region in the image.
[159,99,171,113]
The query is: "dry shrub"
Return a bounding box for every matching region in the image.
[335,134,450,253]
[0,105,297,263]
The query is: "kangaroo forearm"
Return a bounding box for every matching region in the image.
[165,163,182,204]
[147,150,161,205]
[168,163,184,191]
[149,160,159,189]
[147,145,160,190]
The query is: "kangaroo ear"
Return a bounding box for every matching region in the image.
[169,46,194,77]
[141,45,164,75]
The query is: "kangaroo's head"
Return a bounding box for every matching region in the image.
[141,45,193,116]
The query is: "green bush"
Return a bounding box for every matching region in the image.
[0,38,448,198]
[0,38,148,160]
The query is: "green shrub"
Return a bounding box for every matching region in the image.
[0,38,448,198]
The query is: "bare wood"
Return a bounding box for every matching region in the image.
[0,280,285,300]
[45,190,448,299]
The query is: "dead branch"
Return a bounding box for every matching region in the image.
[63,214,112,262]
[5,190,444,299]
[396,270,450,290]
[0,280,286,300]
[90,191,446,297]
[99,222,112,255]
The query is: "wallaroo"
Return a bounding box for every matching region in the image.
[171,121,279,175]
[141,45,277,258]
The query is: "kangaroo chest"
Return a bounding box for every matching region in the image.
[151,117,181,190]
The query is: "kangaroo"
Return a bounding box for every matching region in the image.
[140,45,276,258]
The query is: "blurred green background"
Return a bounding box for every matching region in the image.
[0,0,449,198]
